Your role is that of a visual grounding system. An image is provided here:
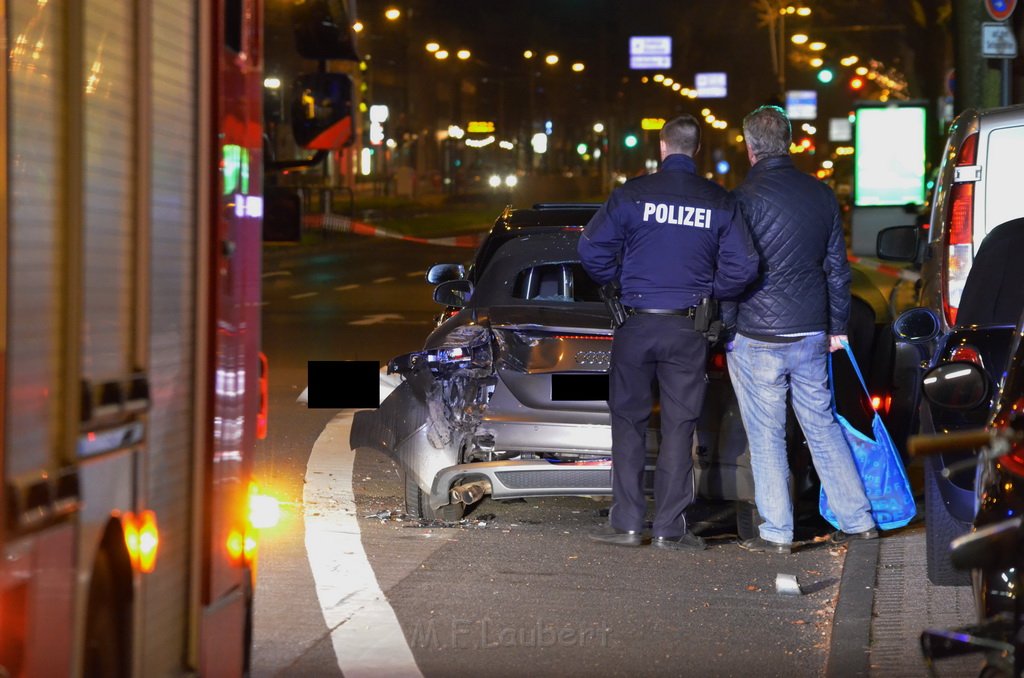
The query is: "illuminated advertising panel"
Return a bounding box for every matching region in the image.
[854,105,926,207]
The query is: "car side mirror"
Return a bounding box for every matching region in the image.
[427,263,466,284]
[877,225,919,262]
[433,279,473,307]
[893,307,940,343]
[921,362,990,411]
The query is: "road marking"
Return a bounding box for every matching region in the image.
[335,284,361,291]
[262,270,292,278]
[290,292,318,300]
[406,271,424,278]
[349,313,404,325]
[373,276,396,284]
[304,413,422,678]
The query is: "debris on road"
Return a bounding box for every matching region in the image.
[776,573,803,596]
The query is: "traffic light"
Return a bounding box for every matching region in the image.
[849,76,865,91]
[817,68,834,84]
[624,133,639,148]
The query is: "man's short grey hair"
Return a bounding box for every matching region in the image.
[742,105,792,159]
[660,115,701,156]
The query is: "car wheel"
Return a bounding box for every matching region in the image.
[924,456,971,586]
[735,501,761,541]
[404,470,466,522]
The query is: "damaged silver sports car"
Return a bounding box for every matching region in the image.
[350,203,893,534]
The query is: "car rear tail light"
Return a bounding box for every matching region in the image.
[942,132,979,326]
[552,334,613,341]
[707,350,727,373]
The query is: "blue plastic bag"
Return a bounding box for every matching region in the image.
[820,342,916,531]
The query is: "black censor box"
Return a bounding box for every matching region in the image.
[551,373,609,401]
[307,360,380,409]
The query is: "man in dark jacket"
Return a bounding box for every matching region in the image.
[723,105,877,554]
[579,114,759,551]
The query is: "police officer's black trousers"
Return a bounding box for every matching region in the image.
[608,313,708,538]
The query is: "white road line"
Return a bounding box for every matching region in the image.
[405,271,423,278]
[262,270,292,278]
[372,276,396,284]
[335,284,361,292]
[289,292,318,300]
[304,413,422,678]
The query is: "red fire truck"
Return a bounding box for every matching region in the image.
[0,0,276,674]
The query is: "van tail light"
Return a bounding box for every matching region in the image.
[942,132,979,326]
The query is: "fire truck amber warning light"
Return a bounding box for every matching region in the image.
[124,510,159,573]
[248,483,281,529]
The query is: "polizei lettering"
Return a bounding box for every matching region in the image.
[641,202,712,229]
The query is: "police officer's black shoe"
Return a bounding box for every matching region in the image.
[652,532,707,551]
[589,523,646,547]
[737,536,792,555]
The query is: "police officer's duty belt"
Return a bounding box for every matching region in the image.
[626,307,697,318]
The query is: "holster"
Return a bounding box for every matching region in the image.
[599,281,628,329]
[694,297,723,342]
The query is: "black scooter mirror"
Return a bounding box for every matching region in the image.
[921,361,989,411]
[893,307,941,343]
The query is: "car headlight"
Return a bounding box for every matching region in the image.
[504,174,518,188]
[488,175,502,188]
[390,325,493,376]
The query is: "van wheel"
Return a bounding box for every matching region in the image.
[404,470,465,522]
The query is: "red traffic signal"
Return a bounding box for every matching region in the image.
[849,76,865,91]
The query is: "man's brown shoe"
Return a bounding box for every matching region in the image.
[829,528,879,545]
[737,536,792,555]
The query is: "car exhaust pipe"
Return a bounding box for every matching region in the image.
[450,479,491,505]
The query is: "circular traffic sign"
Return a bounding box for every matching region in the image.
[986,0,1017,21]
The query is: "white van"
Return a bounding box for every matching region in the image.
[881,103,1024,326]
[878,103,1024,586]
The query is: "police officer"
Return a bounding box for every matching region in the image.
[579,114,759,550]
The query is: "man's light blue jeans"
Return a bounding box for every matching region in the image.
[727,333,875,544]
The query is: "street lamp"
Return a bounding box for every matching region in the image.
[756,0,812,97]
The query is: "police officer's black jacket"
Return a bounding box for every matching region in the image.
[722,154,851,338]
[578,154,758,310]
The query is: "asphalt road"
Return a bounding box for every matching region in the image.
[251,232,854,677]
